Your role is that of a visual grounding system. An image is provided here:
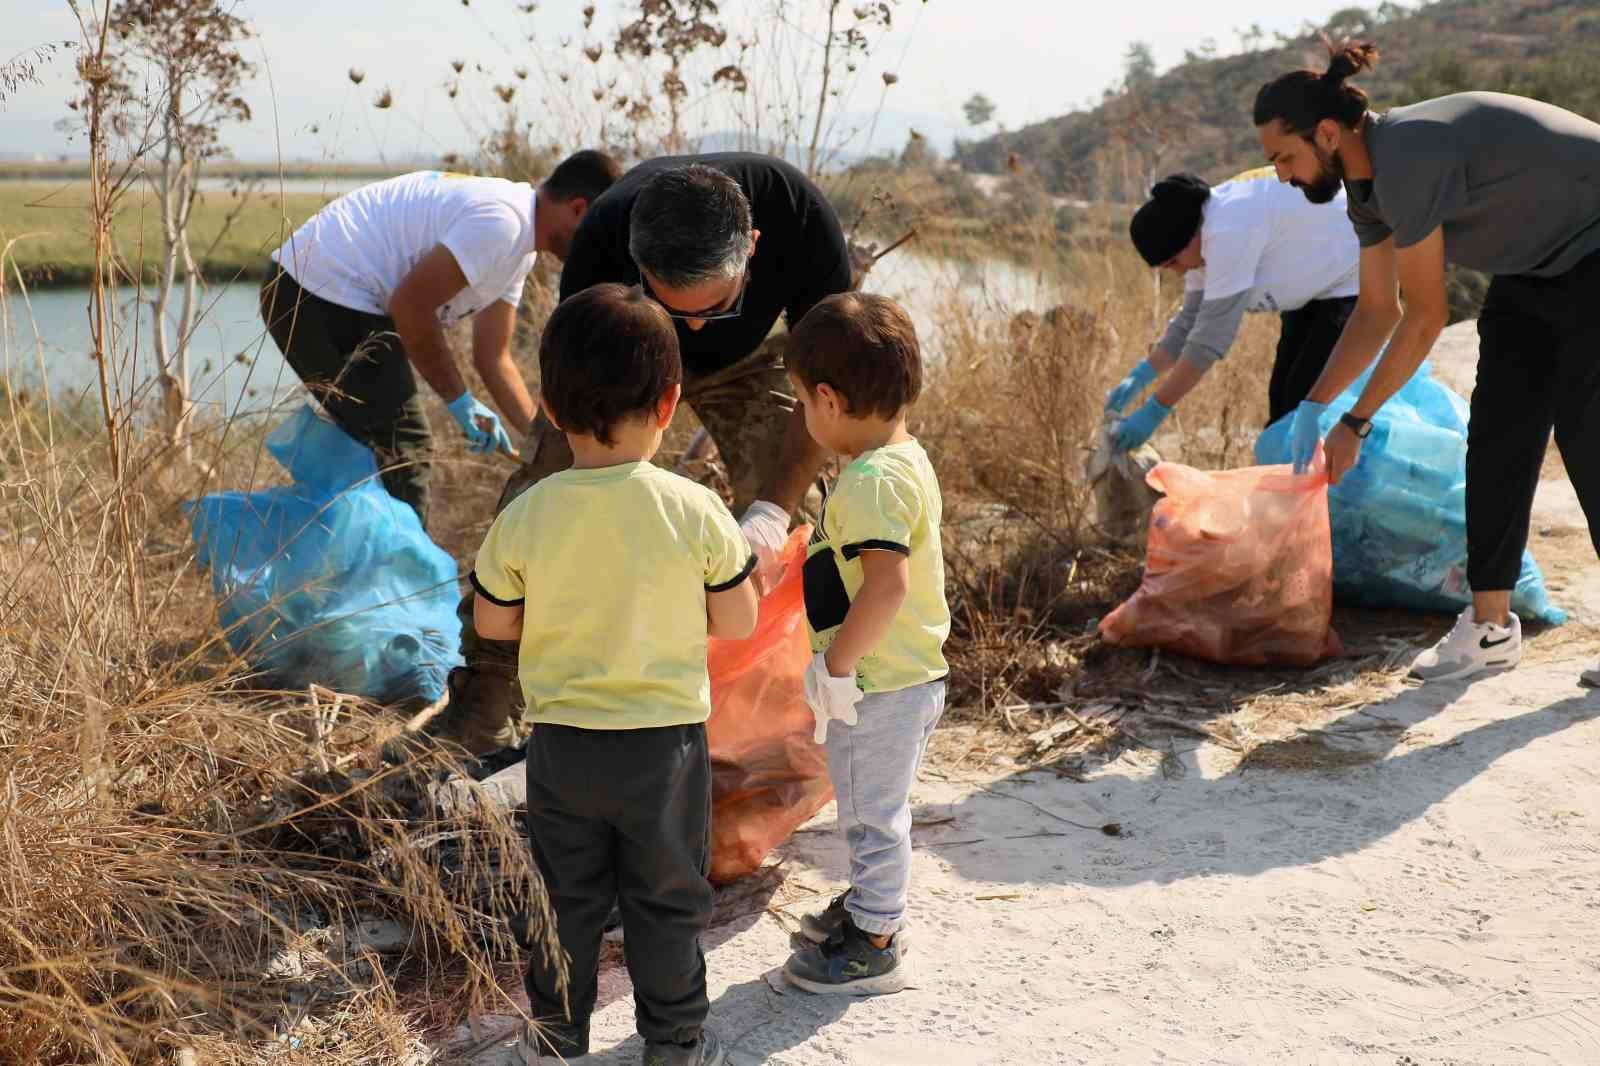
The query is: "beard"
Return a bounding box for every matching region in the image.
[1293,143,1345,204]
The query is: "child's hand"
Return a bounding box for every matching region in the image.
[803,652,862,743]
[739,500,791,586]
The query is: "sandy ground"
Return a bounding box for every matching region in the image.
[456,323,1600,1065]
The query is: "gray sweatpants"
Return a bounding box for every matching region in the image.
[823,679,946,936]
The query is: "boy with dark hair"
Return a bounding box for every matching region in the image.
[471,282,759,1066]
[779,292,951,995]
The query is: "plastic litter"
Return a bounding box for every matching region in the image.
[1255,360,1565,624]
[707,527,833,883]
[186,404,463,704]
[1100,459,1343,667]
[1086,419,1162,546]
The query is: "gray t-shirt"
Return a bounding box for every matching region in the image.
[1347,92,1600,278]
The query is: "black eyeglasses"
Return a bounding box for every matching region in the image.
[639,268,750,322]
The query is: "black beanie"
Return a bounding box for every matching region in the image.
[1129,173,1212,267]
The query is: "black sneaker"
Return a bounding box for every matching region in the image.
[800,890,911,952]
[517,1020,588,1063]
[783,917,909,996]
[641,1027,725,1066]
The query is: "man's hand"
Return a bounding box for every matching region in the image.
[739,500,791,584]
[1323,420,1363,486]
[1110,396,1171,452]
[803,651,862,744]
[1105,358,1157,415]
[1289,401,1330,474]
[447,391,515,455]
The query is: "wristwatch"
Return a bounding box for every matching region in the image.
[1339,412,1373,439]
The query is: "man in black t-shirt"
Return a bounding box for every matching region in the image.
[425,153,852,755]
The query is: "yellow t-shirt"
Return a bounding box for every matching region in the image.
[470,461,755,730]
[803,439,950,693]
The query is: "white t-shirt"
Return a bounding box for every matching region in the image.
[271,171,538,323]
[1183,170,1359,311]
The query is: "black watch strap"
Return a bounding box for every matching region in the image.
[1339,412,1373,439]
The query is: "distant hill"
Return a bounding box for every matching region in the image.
[954,0,1600,197]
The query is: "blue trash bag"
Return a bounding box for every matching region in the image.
[1256,360,1565,625]
[186,404,464,702]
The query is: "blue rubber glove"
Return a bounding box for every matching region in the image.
[1110,396,1172,452]
[446,390,514,456]
[1289,401,1329,474]
[1105,359,1158,415]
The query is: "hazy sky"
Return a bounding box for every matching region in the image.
[9,0,1355,163]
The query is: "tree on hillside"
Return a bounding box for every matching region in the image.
[1326,6,1374,36]
[963,92,997,129]
[97,0,253,462]
[1123,41,1156,95]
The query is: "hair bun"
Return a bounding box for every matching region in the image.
[1151,172,1211,206]
[1323,38,1379,85]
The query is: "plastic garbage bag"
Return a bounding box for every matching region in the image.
[1086,419,1162,546]
[1255,360,1565,624]
[1100,460,1344,667]
[707,527,833,883]
[186,404,463,704]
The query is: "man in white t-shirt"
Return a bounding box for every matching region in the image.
[1104,168,1361,450]
[260,150,621,526]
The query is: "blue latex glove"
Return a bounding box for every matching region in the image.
[1105,358,1158,414]
[1110,396,1172,452]
[1289,401,1329,474]
[446,391,514,455]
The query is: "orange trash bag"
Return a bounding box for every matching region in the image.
[706,527,832,883]
[1099,460,1343,667]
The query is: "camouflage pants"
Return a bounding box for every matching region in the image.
[259,265,433,525]
[455,344,804,701]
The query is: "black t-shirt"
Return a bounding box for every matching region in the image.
[558,152,853,376]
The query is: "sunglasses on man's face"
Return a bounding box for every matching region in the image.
[640,269,750,322]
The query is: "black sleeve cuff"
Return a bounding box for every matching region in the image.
[469,570,525,607]
[707,553,758,593]
[841,540,910,560]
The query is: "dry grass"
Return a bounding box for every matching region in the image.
[0,326,561,1063]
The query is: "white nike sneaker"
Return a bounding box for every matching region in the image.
[1581,658,1600,689]
[1409,608,1522,683]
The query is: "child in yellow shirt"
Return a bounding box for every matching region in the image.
[779,292,951,995]
[471,283,758,1065]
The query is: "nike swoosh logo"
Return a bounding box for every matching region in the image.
[1479,634,1514,650]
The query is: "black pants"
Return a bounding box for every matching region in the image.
[258,264,433,525]
[1467,252,1600,592]
[1267,296,1359,425]
[522,722,713,1054]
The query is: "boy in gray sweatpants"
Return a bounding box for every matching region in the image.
[777,292,951,995]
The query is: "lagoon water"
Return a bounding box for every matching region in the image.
[8,248,1052,422]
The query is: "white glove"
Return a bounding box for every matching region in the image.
[739,499,791,586]
[803,651,862,744]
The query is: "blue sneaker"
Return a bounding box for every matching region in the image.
[783,917,909,996]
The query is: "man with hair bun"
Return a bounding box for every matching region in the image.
[1106,165,1360,450]
[1256,39,1600,685]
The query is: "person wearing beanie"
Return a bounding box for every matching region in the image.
[1105,167,1361,453]
[1256,39,1600,688]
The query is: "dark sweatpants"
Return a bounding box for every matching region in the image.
[259,265,433,525]
[1467,251,1600,592]
[1267,295,1359,425]
[521,722,713,1055]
